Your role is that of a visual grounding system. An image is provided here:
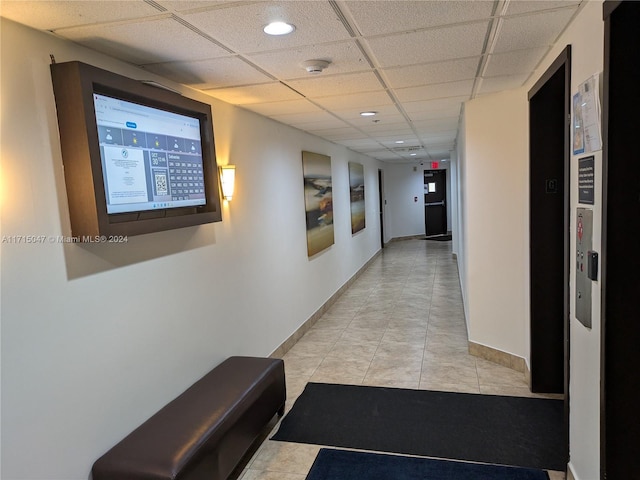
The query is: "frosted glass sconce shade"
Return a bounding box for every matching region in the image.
[220,165,236,201]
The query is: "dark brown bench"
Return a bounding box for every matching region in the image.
[92,356,286,480]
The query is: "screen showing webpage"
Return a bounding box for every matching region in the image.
[93,93,207,214]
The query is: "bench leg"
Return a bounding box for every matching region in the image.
[277,404,285,417]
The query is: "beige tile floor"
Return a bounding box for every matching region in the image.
[239,239,565,480]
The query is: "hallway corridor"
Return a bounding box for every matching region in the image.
[240,239,564,480]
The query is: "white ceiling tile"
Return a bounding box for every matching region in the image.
[156,1,231,13]
[425,149,455,158]
[306,126,361,137]
[427,148,454,159]
[395,79,474,103]
[493,7,579,53]
[338,138,385,149]
[422,142,456,154]
[420,128,459,139]
[420,131,458,142]
[242,99,323,117]
[358,124,414,136]
[203,83,301,105]
[283,118,352,131]
[407,105,462,122]
[286,72,384,98]
[413,117,460,131]
[364,21,490,68]
[425,141,457,149]
[477,73,532,95]
[382,57,481,89]
[354,147,390,155]
[483,47,550,77]
[345,0,495,36]
[367,150,403,160]
[183,2,352,54]
[247,41,370,80]
[397,152,428,161]
[378,134,421,144]
[271,111,340,126]
[403,96,468,113]
[312,91,394,111]
[505,1,581,16]
[350,113,408,128]
[6,0,582,158]
[321,130,369,142]
[332,107,403,126]
[0,1,163,30]
[398,156,428,163]
[57,17,230,64]
[424,144,454,154]
[142,57,273,89]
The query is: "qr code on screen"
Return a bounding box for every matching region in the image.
[155,173,168,195]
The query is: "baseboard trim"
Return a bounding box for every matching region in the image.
[270,250,382,359]
[468,341,526,373]
[567,462,577,480]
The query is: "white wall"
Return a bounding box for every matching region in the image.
[0,19,382,480]
[449,150,459,257]
[455,114,470,322]
[458,89,529,357]
[523,2,604,479]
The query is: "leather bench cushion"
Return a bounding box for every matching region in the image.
[92,356,285,480]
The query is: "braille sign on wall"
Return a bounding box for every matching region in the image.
[578,155,595,204]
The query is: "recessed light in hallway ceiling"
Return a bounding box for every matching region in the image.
[263,21,296,36]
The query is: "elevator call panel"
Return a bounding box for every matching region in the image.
[576,208,594,328]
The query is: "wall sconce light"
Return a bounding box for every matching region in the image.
[219,165,236,201]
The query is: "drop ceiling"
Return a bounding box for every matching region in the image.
[1,0,583,162]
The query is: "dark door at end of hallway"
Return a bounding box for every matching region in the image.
[424,169,447,237]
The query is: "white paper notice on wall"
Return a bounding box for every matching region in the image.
[573,73,602,155]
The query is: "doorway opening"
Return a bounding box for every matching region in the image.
[424,169,447,238]
[528,45,571,466]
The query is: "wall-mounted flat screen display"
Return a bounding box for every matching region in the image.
[93,93,207,214]
[50,61,222,240]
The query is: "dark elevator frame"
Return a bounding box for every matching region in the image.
[527,45,571,468]
[601,2,640,477]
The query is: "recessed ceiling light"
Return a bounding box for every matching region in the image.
[263,21,295,35]
[395,140,405,144]
[360,111,377,117]
[410,153,417,156]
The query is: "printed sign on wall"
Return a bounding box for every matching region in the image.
[578,156,595,205]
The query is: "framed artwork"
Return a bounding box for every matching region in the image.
[348,162,365,234]
[302,151,334,256]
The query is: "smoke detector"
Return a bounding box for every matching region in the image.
[301,59,331,74]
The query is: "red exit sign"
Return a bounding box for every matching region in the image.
[431,161,439,169]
